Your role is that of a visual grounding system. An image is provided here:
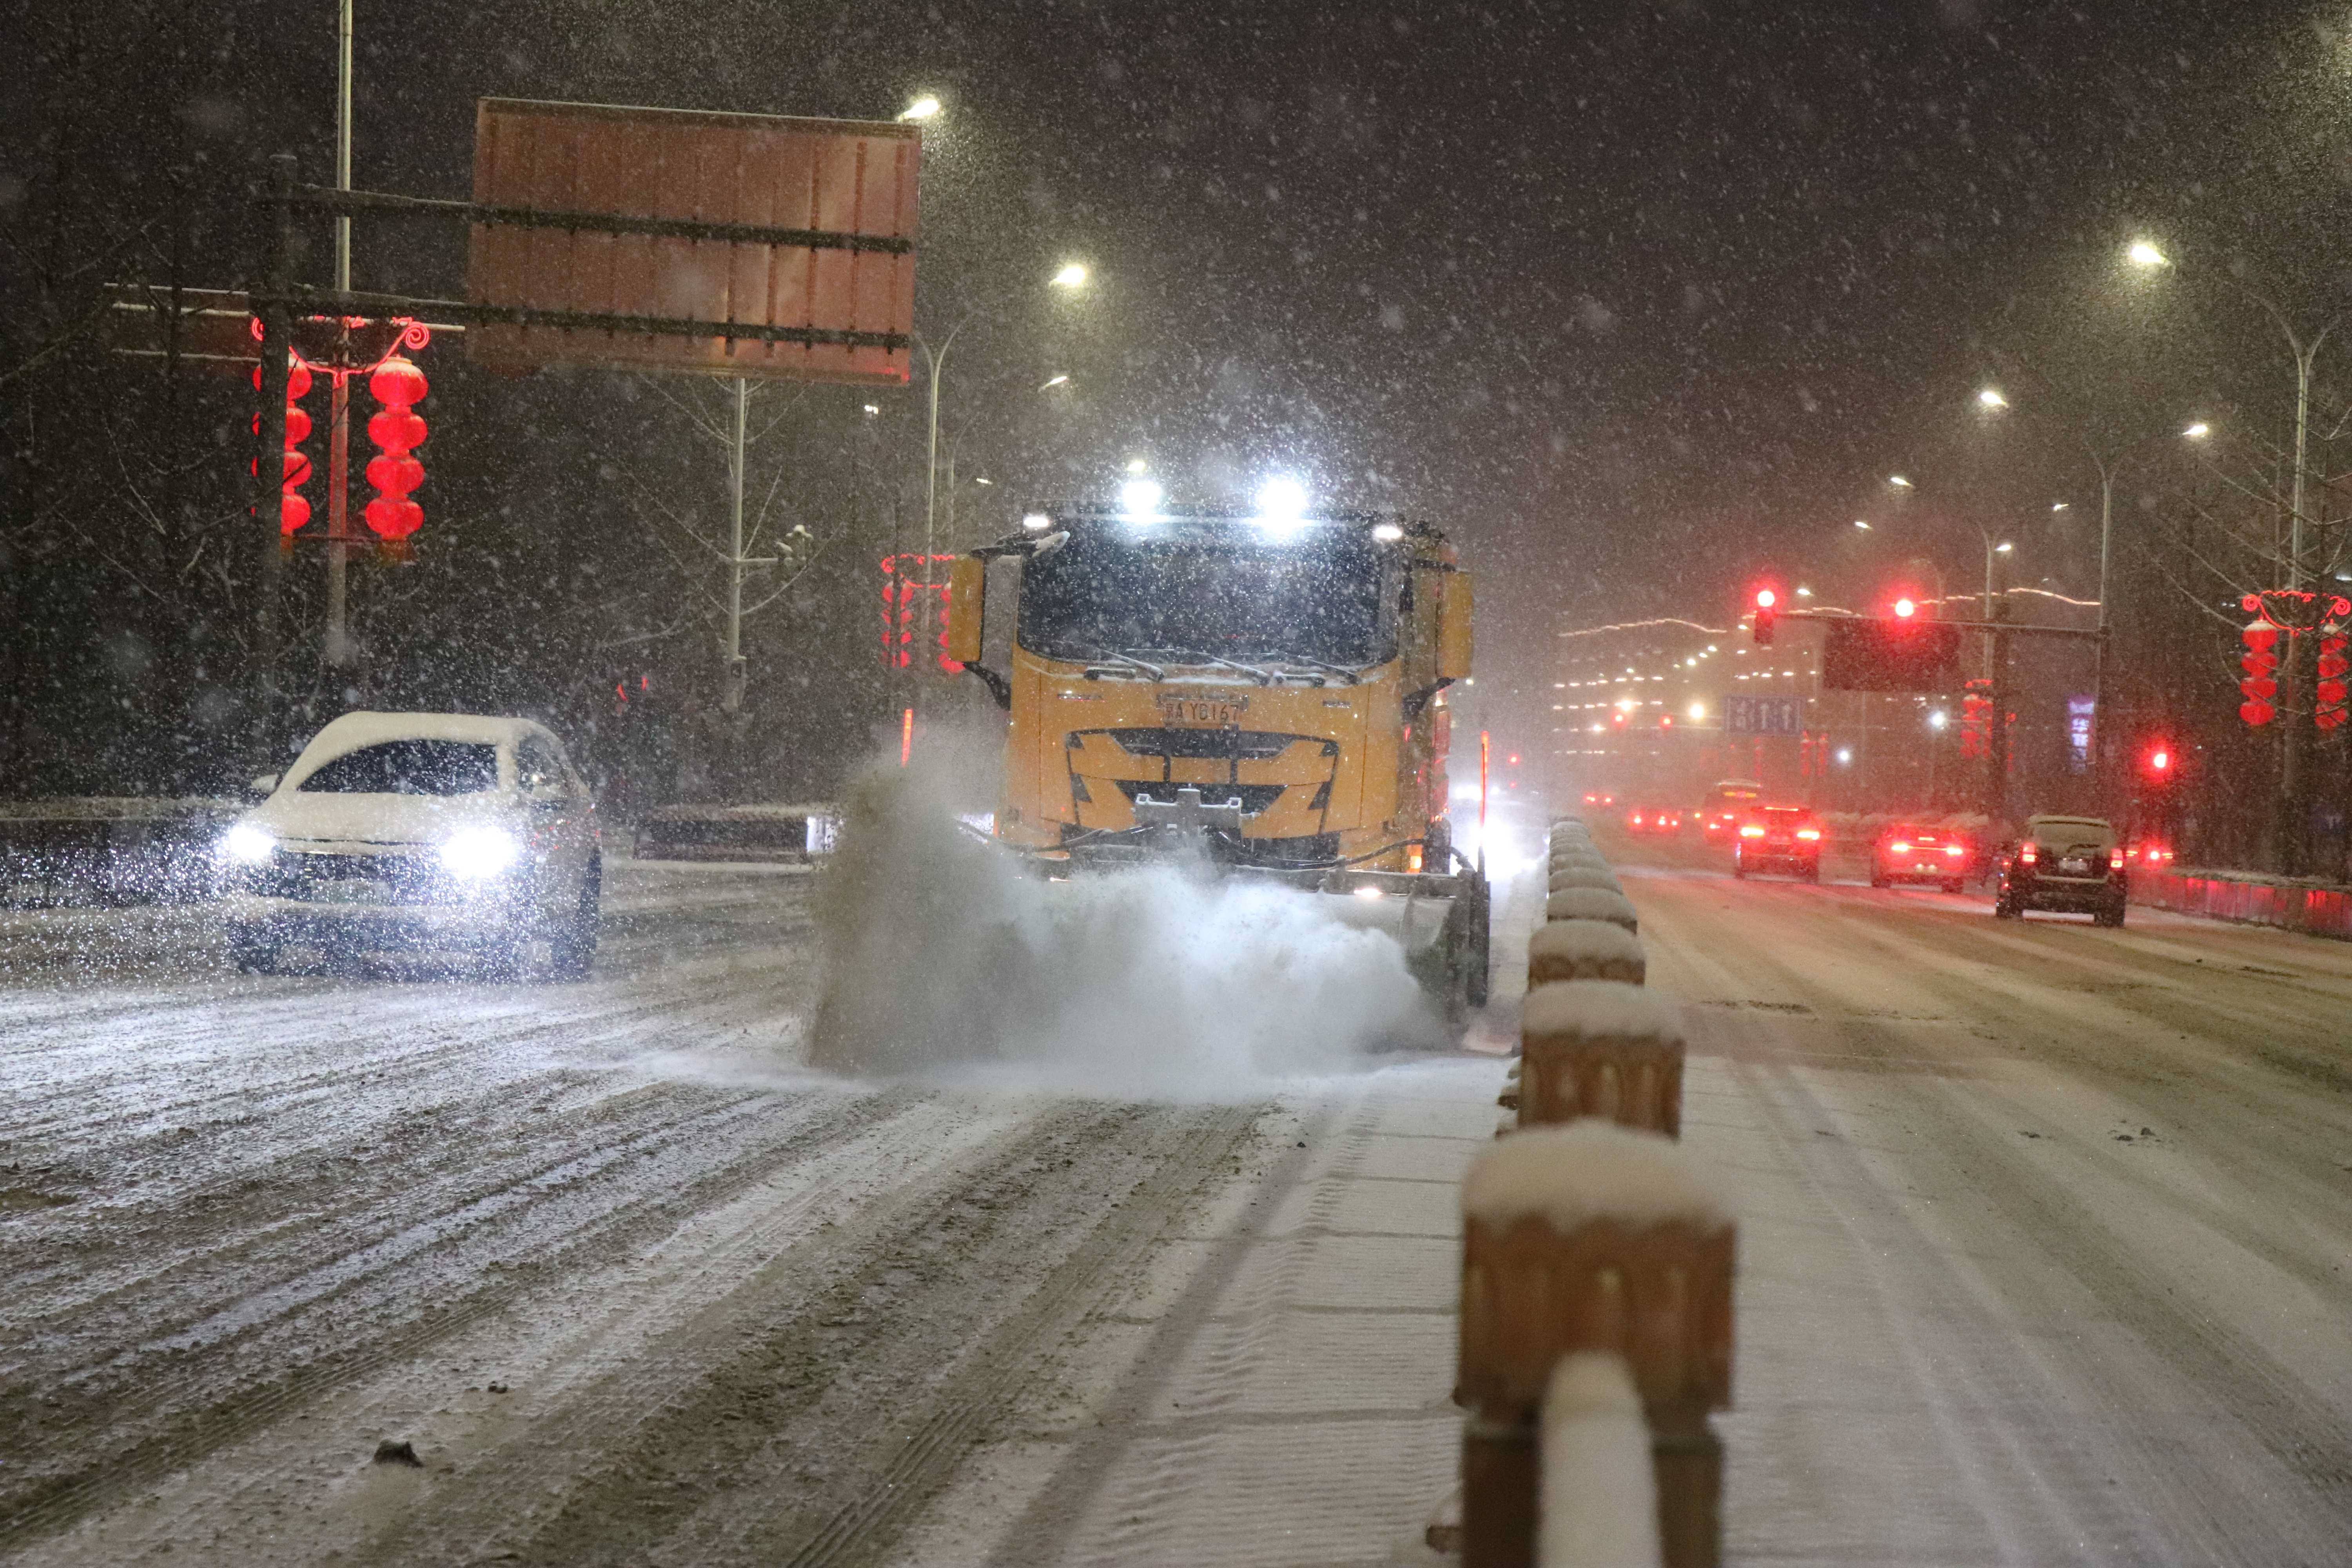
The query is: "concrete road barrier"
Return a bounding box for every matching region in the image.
[1528,919,1647,988]
[1459,1123,1734,1568]
[1544,888,1639,934]
[1517,981,1682,1136]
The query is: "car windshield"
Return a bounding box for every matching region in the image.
[1017,525,1397,666]
[297,739,501,795]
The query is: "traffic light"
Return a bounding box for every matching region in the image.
[2144,744,2173,781]
[2241,618,2279,727]
[1752,587,1778,645]
[2318,624,2348,730]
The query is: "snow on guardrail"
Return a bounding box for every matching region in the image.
[1540,1353,1661,1568]
[1457,1121,1734,1568]
[1517,981,1684,1136]
[1543,887,1640,934]
[1529,920,1646,987]
[1451,819,1730,1567]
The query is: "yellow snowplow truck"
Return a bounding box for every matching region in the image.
[945,505,1489,1011]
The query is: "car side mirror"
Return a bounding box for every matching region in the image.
[249,773,279,799]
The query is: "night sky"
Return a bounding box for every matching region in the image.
[7,0,2345,782]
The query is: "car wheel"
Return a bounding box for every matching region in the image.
[1804,863,1820,883]
[1870,871,1891,889]
[1733,861,1746,879]
[227,922,279,975]
[549,856,602,982]
[1994,895,2020,920]
[1943,880,1966,895]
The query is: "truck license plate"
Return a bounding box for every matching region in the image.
[1159,696,1248,726]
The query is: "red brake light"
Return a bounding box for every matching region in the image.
[1944,844,1965,858]
[2110,848,2125,870]
[1796,827,1821,841]
[1889,840,1911,855]
[1739,824,1765,839]
[2020,843,2037,864]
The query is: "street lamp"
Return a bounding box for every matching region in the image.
[2125,238,2347,869]
[2183,420,2210,439]
[1889,474,1913,488]
[1040,374,1070,390]
[1051,262,1089,289]
[1977,388,2008,409]
[898,95,942,122]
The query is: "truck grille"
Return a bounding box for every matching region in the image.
[1095,729,1328,761]
[1115,781,1289,816]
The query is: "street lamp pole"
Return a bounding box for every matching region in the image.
[2129,242,2340,872]
[324,0,357,675]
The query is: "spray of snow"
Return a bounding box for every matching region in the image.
[808,745,1440,1098]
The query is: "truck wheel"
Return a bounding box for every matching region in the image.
[549,857,602,982]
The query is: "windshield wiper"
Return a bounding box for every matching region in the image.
[1083,650,1166,681]
[1194,654,1276,685]
[1269,656,1359,686]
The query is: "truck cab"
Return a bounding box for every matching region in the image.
[946,505,1487,1007]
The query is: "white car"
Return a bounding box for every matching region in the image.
[215,713,601,979]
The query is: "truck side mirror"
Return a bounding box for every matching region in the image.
[1439,571,1474,681]
[946,555,986,666]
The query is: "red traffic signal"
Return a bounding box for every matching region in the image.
[1892,596,1917,619]
[1751,586,1779,645]
[2143,745,2172,779]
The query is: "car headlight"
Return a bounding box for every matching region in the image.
[439,827,521,880]
[218,823,277,864]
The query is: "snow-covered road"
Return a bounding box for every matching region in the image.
[5,842,2351,1564]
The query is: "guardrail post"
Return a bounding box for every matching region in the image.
[1459,1123,1734,1568]
[1518,980,1684,1136]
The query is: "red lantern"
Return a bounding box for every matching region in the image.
[2318,624,2349,730]
[363,355,428,554]
[250,358,314,538]
[2242,619,2281,726]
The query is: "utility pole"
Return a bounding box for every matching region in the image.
[254,154,298,768]
[721,376,750,715]
[324,0,357,674]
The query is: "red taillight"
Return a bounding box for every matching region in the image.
[1944,844,1965,858]
[1739,824,1765,839]
[1889,840,1911,855]
[2020,843,2037,865]
[2110,848,2125,871]
[1796,827,1821,841]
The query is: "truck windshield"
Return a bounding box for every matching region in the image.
[1017,527,1396,667]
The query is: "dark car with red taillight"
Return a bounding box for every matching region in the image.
[1733,805,1822,882]
[1870,824,1970,894]
[1996,814,2127,926]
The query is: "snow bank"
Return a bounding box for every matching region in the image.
[1547,867,1622,895]
[1521,981,1679,1045]
[809,752,1438,1095]
[1461,1121,1728,1232]
[1545,888,1639,932]
[1528,920,1645,981]
[1540,1352,1662,1568]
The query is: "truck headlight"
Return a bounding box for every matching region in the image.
[439,827,521,880]
[219,823,276,864]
